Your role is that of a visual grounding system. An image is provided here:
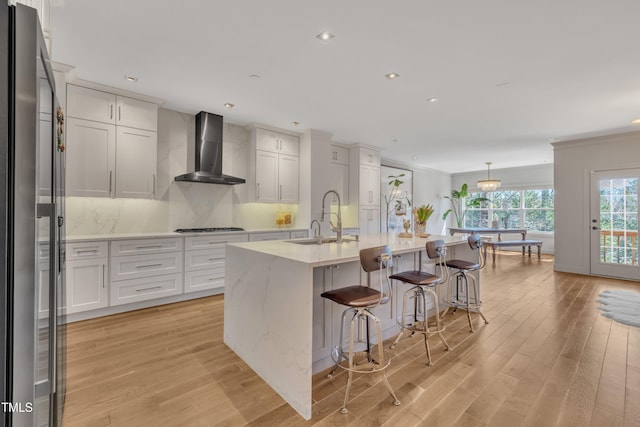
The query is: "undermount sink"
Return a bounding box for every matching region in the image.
[287,236,358,245]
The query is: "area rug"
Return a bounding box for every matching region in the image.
[597,289,640,328]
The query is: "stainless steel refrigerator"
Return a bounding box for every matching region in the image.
[1,4,66,426]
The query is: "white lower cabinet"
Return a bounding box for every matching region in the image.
[65,242,109,314]
[110,274,182,306]
[109,237,183,305]
[66,257,109,314]
[184,233,247,293]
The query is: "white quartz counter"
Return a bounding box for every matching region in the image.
[65,227,309,242]
[227,233,470,267]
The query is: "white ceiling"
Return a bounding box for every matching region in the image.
[50,0,640,173]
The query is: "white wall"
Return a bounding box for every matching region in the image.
[553,131,640,274]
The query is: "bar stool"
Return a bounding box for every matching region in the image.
[389,240,450,365]
[442,233,489,332]
[321,245,401,414]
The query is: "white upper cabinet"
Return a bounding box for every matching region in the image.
[255,150,279,202]
[256,129,299,156]
[250,127,300,203]
[67,85,116,124]
[115,127,157,199]
[66,118,116,198]
[116,96,158,131]
[278,154,299,203]
[330,145,349,165]
[66,83,158,199]
[359,164,380,207]
[67,85,158,131]
[359,147,381,166]
[330,144,349,205]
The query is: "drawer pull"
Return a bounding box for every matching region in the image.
[136,263,163,269]
[136,286,162,292]
[76,249,98,254]
[136,245,163,250]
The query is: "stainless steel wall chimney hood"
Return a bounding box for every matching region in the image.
[174,112,246,185]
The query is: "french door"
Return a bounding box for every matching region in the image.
[590,169,639,280]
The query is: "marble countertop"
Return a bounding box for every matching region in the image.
[227,233,470,267]
[65,227,309,242]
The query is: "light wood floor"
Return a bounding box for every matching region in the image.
[62,252,640,426]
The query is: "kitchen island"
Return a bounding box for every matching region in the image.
[224,233,479,420]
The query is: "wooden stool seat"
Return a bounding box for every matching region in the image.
[444,259,479,270]
[321,286,388,307]
[390,270,440,286]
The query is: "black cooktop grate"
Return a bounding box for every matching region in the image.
[175,227,245,233]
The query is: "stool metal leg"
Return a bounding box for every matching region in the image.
[340,310,358,414]
[328,308,354,379]
[424,287,450,351]
[468,274,489,325]
[369,310,400,407]
[463,273,474,332]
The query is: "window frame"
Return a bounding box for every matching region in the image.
[463,187,555,234]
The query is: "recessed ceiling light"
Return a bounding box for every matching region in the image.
[316,31,335,42]
[632,118,640,125]
[291,121,299,126]
[427,97,438,103]
[224,103,235,109]
[385,72,399,80]
[124,75,138,82]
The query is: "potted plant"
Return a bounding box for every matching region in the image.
[413,204,434,235]
[442,183,490,228]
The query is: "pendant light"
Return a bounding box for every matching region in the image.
[477,162,501,191]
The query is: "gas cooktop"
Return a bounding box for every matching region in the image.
[174,227,245,233]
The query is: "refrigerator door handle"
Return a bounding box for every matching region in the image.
[37,202,57,395]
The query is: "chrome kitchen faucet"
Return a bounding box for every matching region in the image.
[321,190,342,243]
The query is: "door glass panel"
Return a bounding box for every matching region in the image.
[599,177,638,266]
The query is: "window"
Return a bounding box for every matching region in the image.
[464,188,554,232]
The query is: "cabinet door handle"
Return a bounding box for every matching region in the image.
[275,140,279,151]
[136,286,162,292]
[279,184,282,200]
[256,182,260,199]
[101,264,106,288]
[109,170,113,196]
[136,263,163,269]
[152,174,156,199]
[118,106,121,121]
[110,105,113,120]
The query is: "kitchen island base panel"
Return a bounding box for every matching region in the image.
[224,245,314,420]
[224,234,480,421]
